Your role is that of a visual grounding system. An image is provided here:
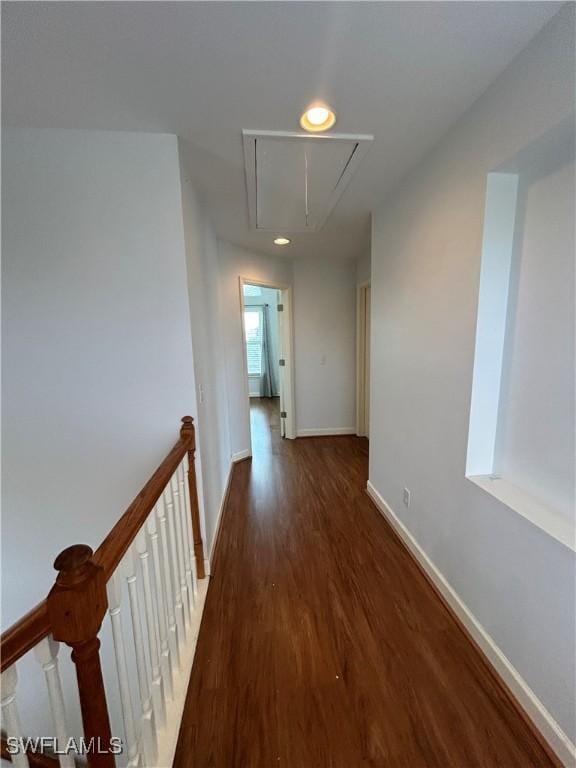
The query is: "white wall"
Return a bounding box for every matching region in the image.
[466,173,519,478]
[495,156,574,519]
[1,128,200,749]
[293,257,356,434]
[356,248,371,285]
[217,243,358,446]
[216,241,292,455]
[179,143,231,560]
[2,128,198,626]
[370,5,575,745]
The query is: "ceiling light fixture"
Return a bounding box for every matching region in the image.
[274,237,291,246]
[300,103,336,133]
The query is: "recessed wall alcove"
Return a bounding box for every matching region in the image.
[467,116,575,551]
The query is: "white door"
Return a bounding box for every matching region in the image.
[356,282,371,438]
[240,277,295,442]
[277,289,287,437]
[364,285,371,438]
[276,287,296,439]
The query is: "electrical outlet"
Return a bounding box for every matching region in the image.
[403,487,411,507]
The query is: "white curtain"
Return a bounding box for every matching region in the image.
[260,305,279,397]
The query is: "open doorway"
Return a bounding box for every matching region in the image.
[356,280,371,438]
[239,277,296,454]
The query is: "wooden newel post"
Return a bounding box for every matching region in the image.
[181,416,206,579]
[47,545,115,768]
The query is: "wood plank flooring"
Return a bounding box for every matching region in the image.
[173,397,557,767]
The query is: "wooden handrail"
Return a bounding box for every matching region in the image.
[1,602,50,673]
[93,435,189,579]
[1,416,205,673]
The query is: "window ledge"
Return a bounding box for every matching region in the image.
[467,475,575,552]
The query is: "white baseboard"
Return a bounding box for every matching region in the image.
[231,448,251,462]
[156,578,209,767]
[297,427,356,437]
[366,480,575,767]
[209,460,235,567]
[208,449,249,569]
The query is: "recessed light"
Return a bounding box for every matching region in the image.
[274,237,291,246]
[300,103,336,133]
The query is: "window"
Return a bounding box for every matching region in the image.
[243,284,262,297]
[244,308,264,375]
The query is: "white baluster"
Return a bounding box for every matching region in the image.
[124,548,157,766]
[164,484,186,651]
[1,664,30,768]
[33,638,75,768]
[156,495,181,671]
[182,455,199,602]
[178,460,197,612]
[106,573,140,768]
[170,474,191,631]
[147,509,174,701]
[135,528,166,731]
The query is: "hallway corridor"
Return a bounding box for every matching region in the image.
[173,401,556,767]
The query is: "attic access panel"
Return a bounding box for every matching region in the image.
[242,130,373,232]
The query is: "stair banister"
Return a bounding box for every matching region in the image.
[47,545,113,768]
[1,416,206,767]
[180,416,206,579]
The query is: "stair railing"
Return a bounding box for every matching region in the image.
[1,416,206,768]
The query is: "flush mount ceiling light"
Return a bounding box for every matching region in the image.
[300,103,336,133]
[273,237,291,246]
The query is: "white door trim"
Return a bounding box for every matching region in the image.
[356,280,371,437]
[238,276,296,443]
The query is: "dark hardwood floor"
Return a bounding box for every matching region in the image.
[173,397,557,767]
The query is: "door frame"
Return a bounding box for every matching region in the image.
[356,280,371,437]
[238,276,296,444]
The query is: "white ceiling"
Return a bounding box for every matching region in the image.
[2,2,562,260]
